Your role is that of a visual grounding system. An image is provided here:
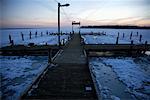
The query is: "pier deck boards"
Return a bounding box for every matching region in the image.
[23,34,97,99]
[53,34,87,65]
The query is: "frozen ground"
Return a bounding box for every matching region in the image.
[0,56,48,100]
[90,56,150,100]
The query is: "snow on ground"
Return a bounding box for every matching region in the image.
[82,34,146,44]
[0,56,48,100]
[90,57,150,100]
[1,33,69,47]
[20,35,69,45]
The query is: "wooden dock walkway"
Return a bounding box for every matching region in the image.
[23,34,98,100]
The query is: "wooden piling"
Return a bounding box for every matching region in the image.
[48,48,52,63]
[139,35,142,42]
[144,41,148,54]
[11,40,14,46]
[63,39,65,45]
[9,34,12,43]
[21,32,24,41]
[41,32,43,37]
[68,36,70,41]
[130,32,132,40]
[130,40,133,56]
[118,32,120,37]
[35,31,37,38]
[137,32,138,36]
[46,31,48,35]
[123,33,125,38]
[29,31,32,39]
[116,37,119,44]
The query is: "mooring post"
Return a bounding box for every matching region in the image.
[68,35,70,41]
[144,41,148,54]
[45,42,48,45]
[130,32,132,40]
[48,48,52,63]
[11,40,14,46]
[21,32,24,41]
[73,31,74,34]
[35,31,37,38]
[118,32,120,38]
[41,32,43,37]
[9,34,12,43]
[137,32,138,36]
[63,39,65,45]
[130,40,134,55]
[46,31,48,35]
[123,33,125,38]
[116,36,119,44]
[29,31,32,39]
[139,35,142,42]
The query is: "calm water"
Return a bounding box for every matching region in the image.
[0,27,150,47]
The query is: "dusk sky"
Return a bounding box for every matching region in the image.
[1,0,150,28]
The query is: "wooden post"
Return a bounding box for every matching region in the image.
[11,40,14,46]
[46,31,48,35]
[139,35,142,42]
[137,32,138,36]
[45,42,47,45]
[9,34,12,43]
[118,32,120,38]
[63,39,65,45]
[68,36,70,41]
[130,40,133,55]
[116,37,119,44]
[41,32,43,37]
[130,32,132,40]
[123,33,125,38]
[29,31,32,39]
[21,32,24,41]
[144,41,148,54]
[35,31,37,38]
[48,49,52,63]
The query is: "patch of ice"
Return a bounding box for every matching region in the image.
[102,57,150,90]
[111,95,120,100]
[90,57,150,99]
[0,56,48,100]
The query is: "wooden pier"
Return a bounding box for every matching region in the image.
[1,33,150,99]
[22,34,98,99]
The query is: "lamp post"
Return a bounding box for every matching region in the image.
[58,3,70,46]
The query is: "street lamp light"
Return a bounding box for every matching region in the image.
[58,3,70,46]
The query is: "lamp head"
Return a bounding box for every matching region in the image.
[65,4,70,6]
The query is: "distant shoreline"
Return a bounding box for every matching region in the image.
[80,25,150,29]
[0,27,52,30]
[1,25,150,30]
